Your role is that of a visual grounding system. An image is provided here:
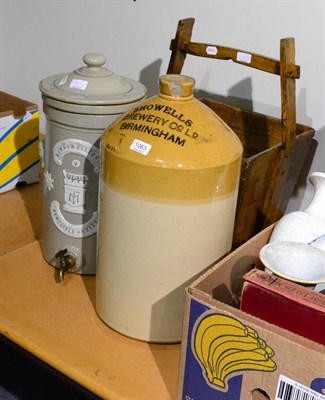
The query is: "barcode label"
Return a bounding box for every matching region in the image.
[276,375,325,400]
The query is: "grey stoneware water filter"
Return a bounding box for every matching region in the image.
[39,53,146,280]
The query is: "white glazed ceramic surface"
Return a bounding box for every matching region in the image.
[260,172,325,285]
[269,211,325,246]
[260,241,325,284]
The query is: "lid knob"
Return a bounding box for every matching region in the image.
[83,53,106,68]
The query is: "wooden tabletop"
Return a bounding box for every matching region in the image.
[0,183,180,399]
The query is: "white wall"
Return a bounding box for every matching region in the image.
[1,0,324,211]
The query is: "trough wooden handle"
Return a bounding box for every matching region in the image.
[167,18,298,151]
[280,38,297,151]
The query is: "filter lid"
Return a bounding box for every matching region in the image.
[39,53,146,108]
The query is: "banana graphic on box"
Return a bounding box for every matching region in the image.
[193,313,276,388]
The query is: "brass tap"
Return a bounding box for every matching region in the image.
[55,249,78,282]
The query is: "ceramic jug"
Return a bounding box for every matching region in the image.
[96,74,243,342]
[260,172,325,285]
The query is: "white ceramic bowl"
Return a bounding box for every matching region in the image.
[260,241,325,284]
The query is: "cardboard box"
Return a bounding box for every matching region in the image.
[0,91,40,193]
[178,225,325,400]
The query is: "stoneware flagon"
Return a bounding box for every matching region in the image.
[96,74,243,343]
